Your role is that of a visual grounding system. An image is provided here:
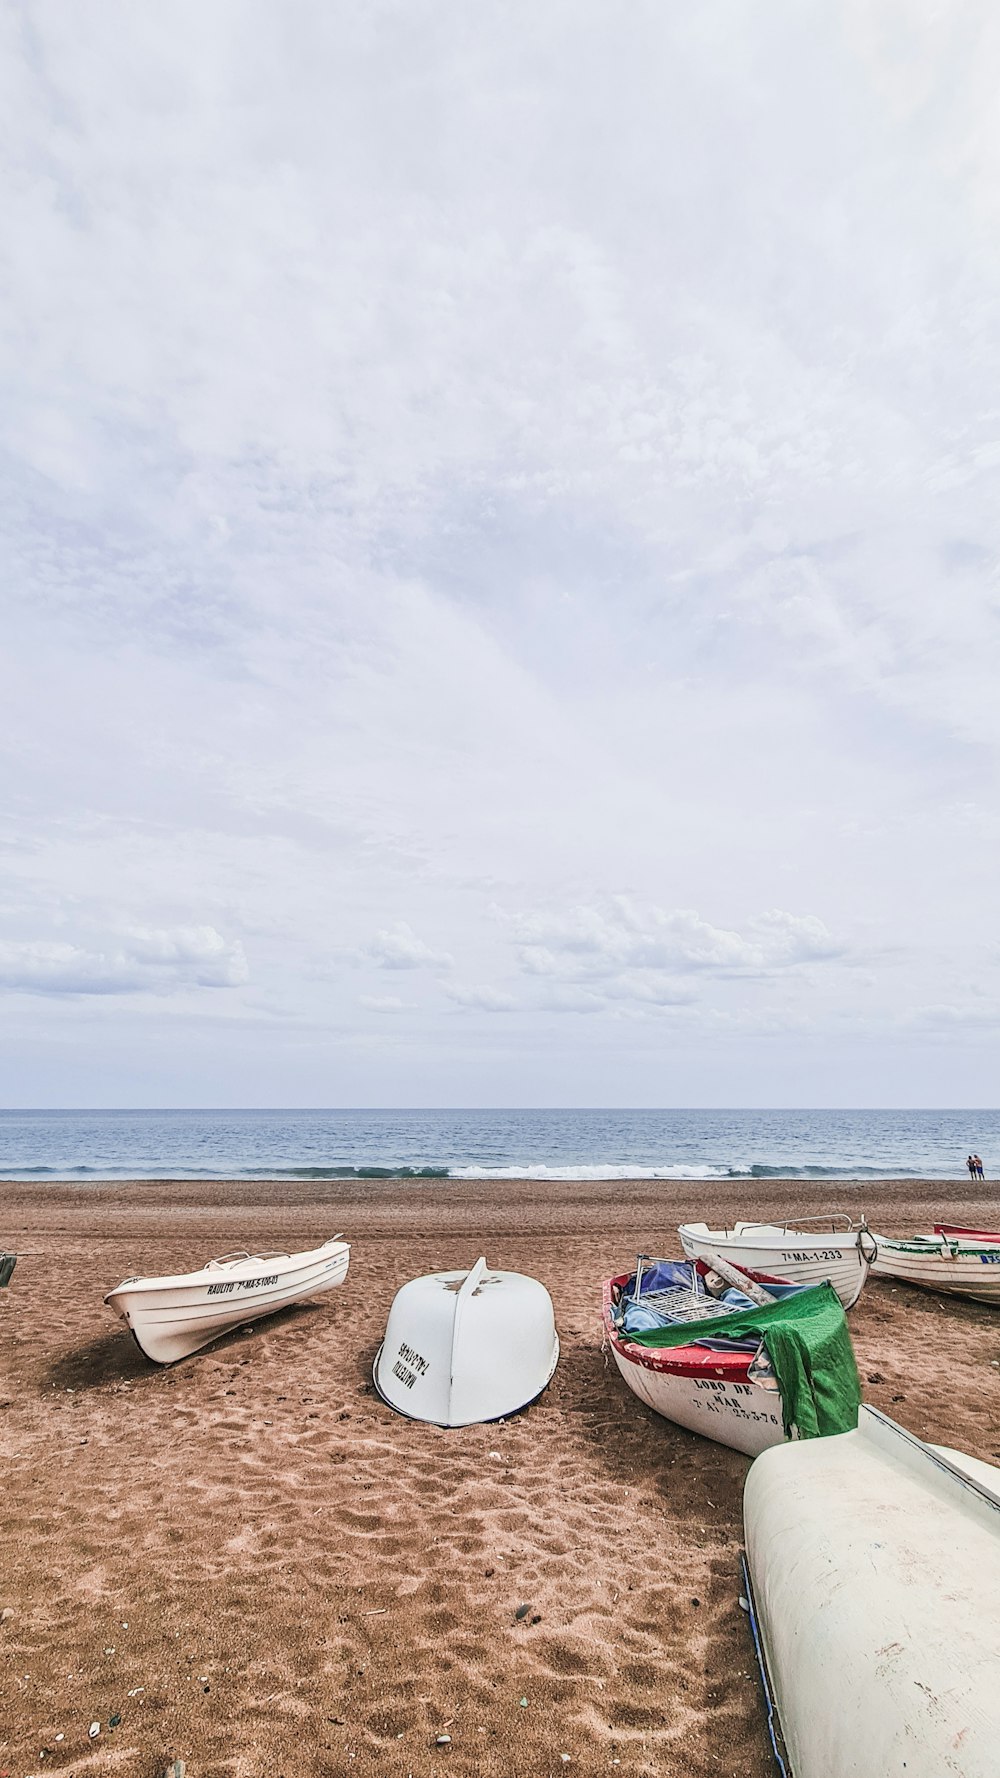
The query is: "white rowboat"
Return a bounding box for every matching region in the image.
[104,1237,350,1363]
[603,1268,788,1456]
[604,1257,861,1456]
[374,1257,559,1426]
[743,1406,1000,1778]
[872,1223,1000,1305]
[679,1215,875,1308]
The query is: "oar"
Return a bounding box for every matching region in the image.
[705,1252,777,1307]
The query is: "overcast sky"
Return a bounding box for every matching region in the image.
[3,2,1000,1107]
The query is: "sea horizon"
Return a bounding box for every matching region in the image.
[1,1105,997,1182]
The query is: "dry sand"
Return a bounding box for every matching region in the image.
[3,1175,1000,1778]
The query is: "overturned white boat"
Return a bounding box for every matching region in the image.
[743,1406,1000,1778]
[872,1223,1000,1305]
[105,1236,350,1363]
[679,1214,875,1309]
[374,1257,559,1426]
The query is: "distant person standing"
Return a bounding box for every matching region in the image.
[967,1154,977,1180]
[974,1153,985,1180]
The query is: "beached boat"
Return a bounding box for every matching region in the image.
[0,1252,16,1288]
[104,1236,350,1363]
[374,1257,559,1426]
[603,1258,861,1457]
[678,1214,876,1308]
[743,1405,1000,1778]
[871,1223,1000,1305]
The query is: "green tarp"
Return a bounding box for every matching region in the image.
[625,1281,861,1440]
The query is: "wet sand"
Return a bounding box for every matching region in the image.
[3,1175,1000,1778]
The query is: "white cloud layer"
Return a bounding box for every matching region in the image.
[444,984,516,1012]
[361,924,454,972]
[0,928,247,996]
[505,900,841,983]
[2,3,1000,1103]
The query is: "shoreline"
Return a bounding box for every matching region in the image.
[4,1175,1000,1777]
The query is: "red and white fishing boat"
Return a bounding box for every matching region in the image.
[872,1223,1000,1305]
[604,1259,799,1456]
[679,1213,875,1308]
[105,1236,350,1363]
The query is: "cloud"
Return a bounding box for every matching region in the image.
[0,927,247,996]
[603,972,695,1007]
[1,5,999,1102]
[360,923,454,972]
[444,983,516,1012]
[536,984,608,1015]
[503,899,841,986]
[124,926,249,986]
[359,994,415,1013]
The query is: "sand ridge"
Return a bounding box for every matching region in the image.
[3,1176,1000,1777]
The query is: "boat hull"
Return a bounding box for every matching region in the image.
[744,1408,1000,1778]
[104,1239,350,1363]
[679,1221,872,1309]
[602,1281,785,1456]
[374,1258,559,1426]
[872,1233,1000,1304]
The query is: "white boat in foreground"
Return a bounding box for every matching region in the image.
[105,1236,350,1363]
[872,1223,1000,1305]
[679,1214,875,1308]
[374,1257,559,1426]
[743,1406,1000,1778]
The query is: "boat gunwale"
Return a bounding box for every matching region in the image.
[601,1274,757,1383]
[680,1218,870,1248]
[103,1238,350,1302]
[935,1223,1000,1243]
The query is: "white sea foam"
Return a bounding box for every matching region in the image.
[448,1162,733,1180]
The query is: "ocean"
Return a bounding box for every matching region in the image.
[0,1107,996,1182]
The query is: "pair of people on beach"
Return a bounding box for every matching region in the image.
[967,1153,985,1180]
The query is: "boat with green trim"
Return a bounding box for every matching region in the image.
[872,1222,1000,1304]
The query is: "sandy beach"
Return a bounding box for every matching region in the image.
[3,1174,1000,1778]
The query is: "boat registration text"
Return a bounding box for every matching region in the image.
[207,1274,279,1296]
[392,1343,430,1390]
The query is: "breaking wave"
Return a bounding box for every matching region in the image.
[0,1158,948,1181]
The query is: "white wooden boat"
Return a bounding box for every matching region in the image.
[871,1223,1000,1304]
[0,1251,16,1288]
[374,1257,559,1426]
[104,1236,350,1363]
[603,1257,860,1457]
[679,1214,875,1308]
[743,1406,1000,1778]
[603,1262,789,1455]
